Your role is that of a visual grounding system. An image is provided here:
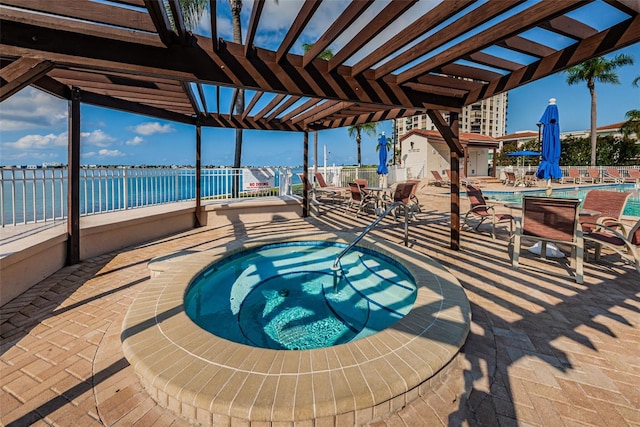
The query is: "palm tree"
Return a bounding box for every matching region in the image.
[180,0,244,194]
[564,53,634,166]
[621,76,640,138]
[301,42,334,60]
[347,123,378,166]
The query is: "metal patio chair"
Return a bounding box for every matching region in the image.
[511,196,583,284]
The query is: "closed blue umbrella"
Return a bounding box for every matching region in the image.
[536,98,562,190]
[377,133,388,186]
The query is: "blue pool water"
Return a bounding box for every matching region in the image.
[478,184,640,217]
[184,242,417,350]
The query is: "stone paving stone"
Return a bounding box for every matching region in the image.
[2,193,639,426]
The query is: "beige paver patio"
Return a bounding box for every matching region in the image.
[1,184,639,426]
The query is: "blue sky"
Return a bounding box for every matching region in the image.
[1,1,638,167]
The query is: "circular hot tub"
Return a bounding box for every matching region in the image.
[121,231,470,426]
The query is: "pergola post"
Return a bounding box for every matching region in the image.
[66,87,81,265]
[302,131,309,217]
[195,122,202,227]
[427,109,463,251]
[449,112,461,251]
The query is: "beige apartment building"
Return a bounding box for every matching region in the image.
[393,92,508,140]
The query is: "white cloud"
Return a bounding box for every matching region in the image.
[0,87,67,131]
[126,136,144,145]
[3,132,68,149]
[98,149,125,157]
[82,129,116,147]
[132,122,175,135]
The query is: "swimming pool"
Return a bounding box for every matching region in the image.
[478,184,640,217]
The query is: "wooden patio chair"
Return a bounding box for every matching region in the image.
[512,196,583,284]
[560,168,580,184]
[347,181,376,218]
[583,219,640,274]
[579,190,631,234]
[430,170,449,186]
[463,185,514,239]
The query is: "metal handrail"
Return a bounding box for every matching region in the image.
[332,201,409,270]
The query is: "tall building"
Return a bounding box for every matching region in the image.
[393,92,508,141]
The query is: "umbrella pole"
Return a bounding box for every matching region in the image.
[545,178,552,196]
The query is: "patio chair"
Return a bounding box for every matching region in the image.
[383,181,420,220]
[347,181,376,218]
[430,170,450,186]
[511,196,583,284]
[582,168,601,184]
[503,171,521,187]
[406,179,422,213]
[579,190,631,234]
[583,219,640,274]
[603,168,623,183]
[560,168,580,184]
[354,178,371,196]
[627,169,640,184]
[313,172,348,201]
[523,170,538,187]
[463,185,514,239]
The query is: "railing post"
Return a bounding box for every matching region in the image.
[123,167,128,210]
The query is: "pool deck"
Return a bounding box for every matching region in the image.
[1,181,639,426]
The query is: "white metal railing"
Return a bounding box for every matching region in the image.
[1,167,292,227]
[495,165,640,183]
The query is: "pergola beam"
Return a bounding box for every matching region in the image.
[301,1,374,68]
[244,0,265,57]
[275,0,321,63]
[0,57,53,101]
[373,0,525,80]
[396,0,586,84]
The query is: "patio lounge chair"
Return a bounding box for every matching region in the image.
[579,190,631,234]
[463,185,514,239]
[583,219,640,274]
[511,196,583,284]
[430,170,449,186]
[347,181,376,218]
[313,172,348,201]
[503,171,521,187]
[523,170,538,187]
[627,169,640,184]
[560,168,580,184]
[603,168,623,183]
[582,168,601,184]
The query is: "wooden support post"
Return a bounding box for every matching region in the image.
[449,112,460,251]
[67,87,81,265]
[303,131,309,217]
[427,109,463,251]
[195,122,202,227]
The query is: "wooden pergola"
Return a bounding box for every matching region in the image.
[2,0,639,262]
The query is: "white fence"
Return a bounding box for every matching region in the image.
[1,167,292,227]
